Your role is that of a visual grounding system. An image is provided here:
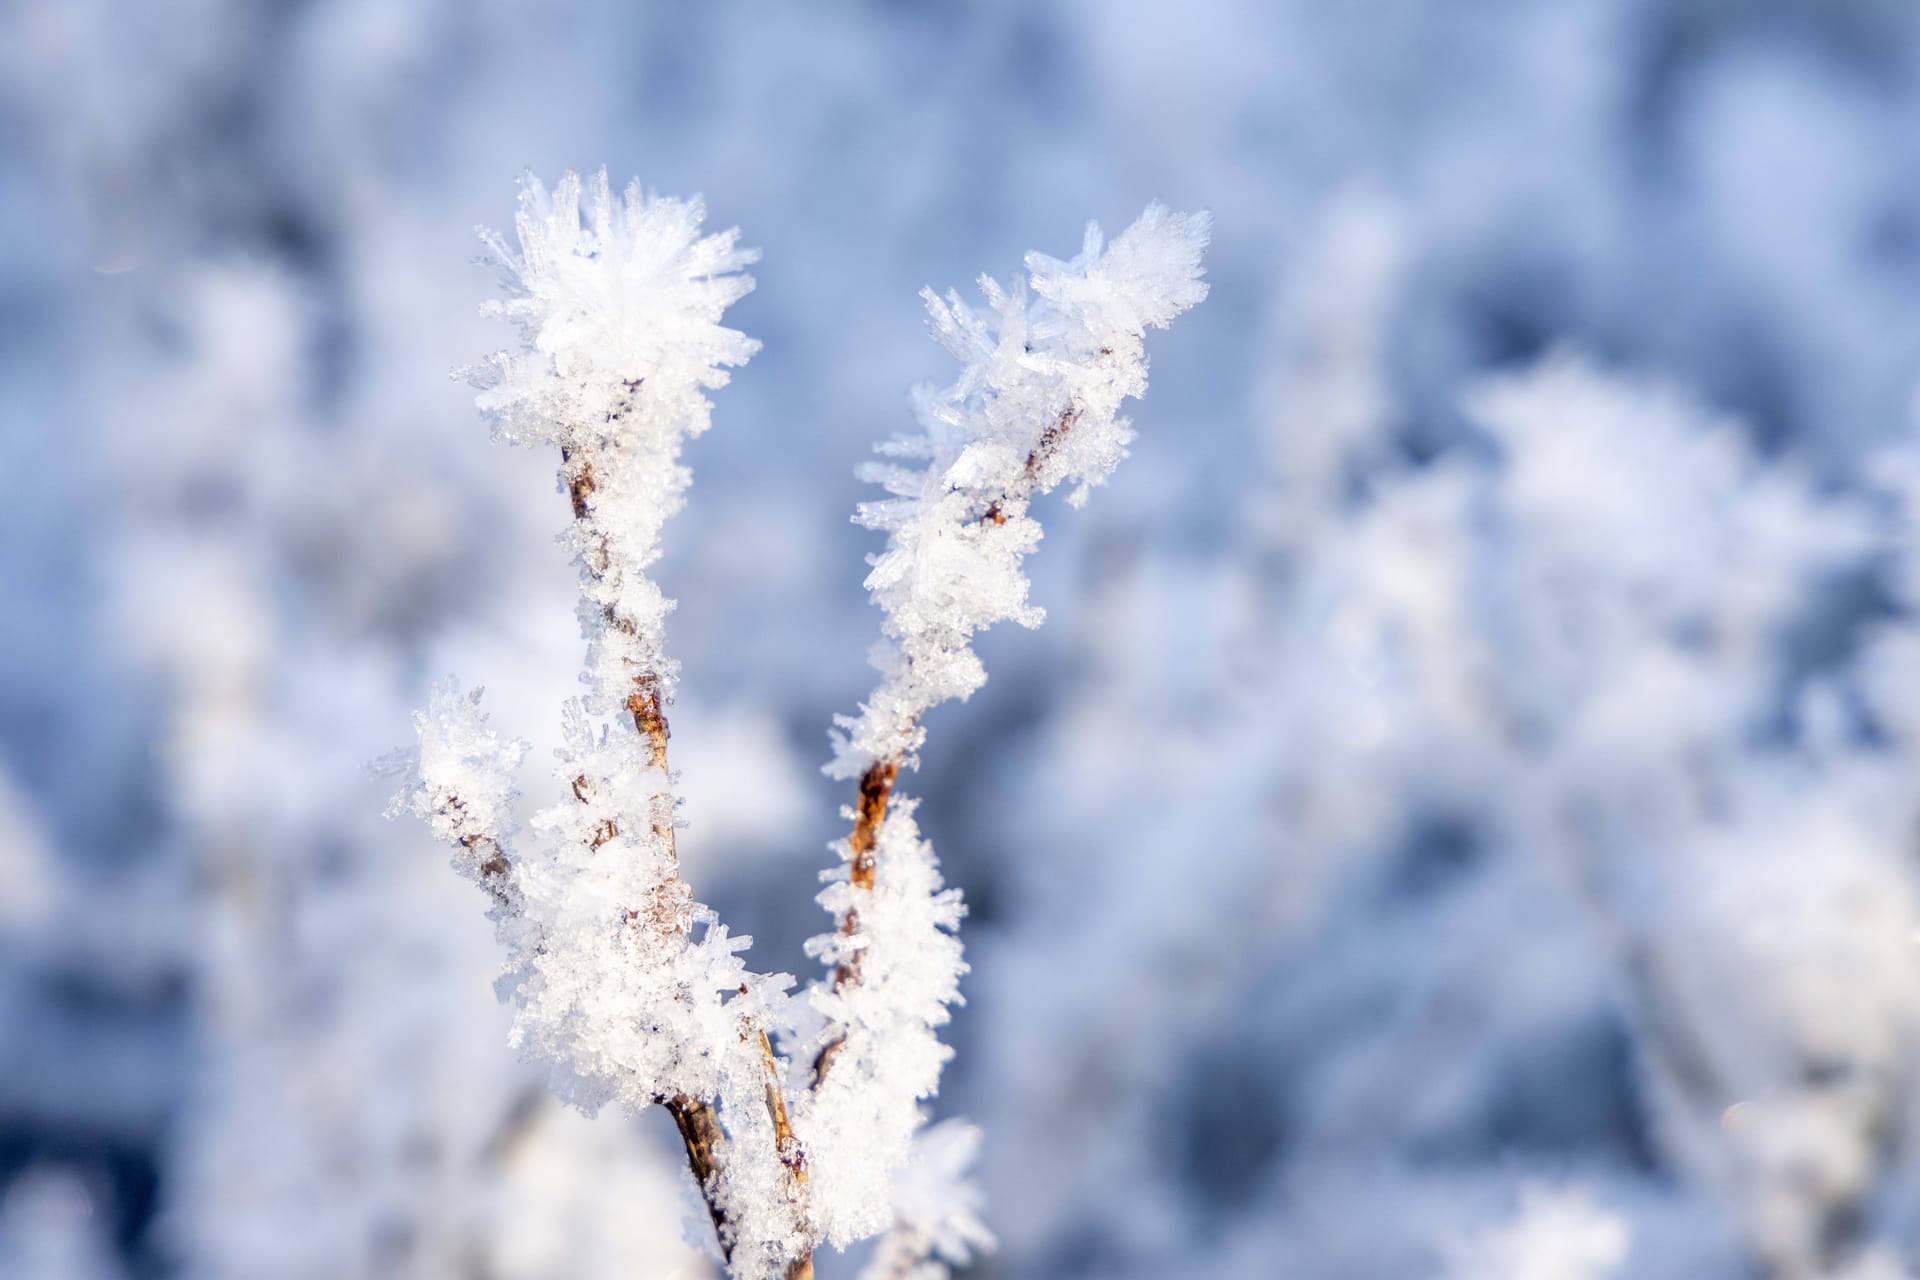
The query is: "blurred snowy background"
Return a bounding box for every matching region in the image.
[5,1,1920,1277]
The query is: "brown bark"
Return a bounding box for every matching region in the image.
[666,1095,733,1266]
[848,761,899,892]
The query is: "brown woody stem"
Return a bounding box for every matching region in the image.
[825,760,900,996]
[666,1095,730,1258]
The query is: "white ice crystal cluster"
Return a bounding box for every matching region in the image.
[796,205,1210,1250]
[401,683,527,908]
[794,800,969,1246]
[469,168,760,718]
[401,686,785,1110]
[857,1120,998,1280]
[826,203,1212,778]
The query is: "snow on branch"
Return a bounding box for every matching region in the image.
[796,205,1209,1251]
[469,168,760,719]
[392,171,808,1278]
[392,680,529,919]
[393,178,1207,1280]
[827,202,1212,779]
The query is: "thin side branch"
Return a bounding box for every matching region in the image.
[813,403,1079,1084]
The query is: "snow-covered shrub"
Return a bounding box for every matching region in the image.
[393,170,1208,1277]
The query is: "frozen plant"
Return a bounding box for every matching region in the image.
[396,169,804,1279]
[393,169,1207,1278]
[797,200,1209,1253]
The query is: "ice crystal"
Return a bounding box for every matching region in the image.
[827,203,1210,777]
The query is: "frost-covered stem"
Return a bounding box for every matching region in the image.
[457,828,515,917]
[465,835,513,908]
[397,170,817,1279]
[568,439,678,860]
[547,472,762,1258]
[408,759,525,924]
[564,427,812,1273]
[666,1094,733,1263]
[668,1074,807,1279]
[563,441,756,1260]
[796,206,1209,1256]
[820,761,900,997]
[757,1028,808,1184]
[756,1026,815,1280]
[818,390,1086,1016]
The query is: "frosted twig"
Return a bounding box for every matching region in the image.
[796,204,1210,1251]
[394,170,809,1278]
